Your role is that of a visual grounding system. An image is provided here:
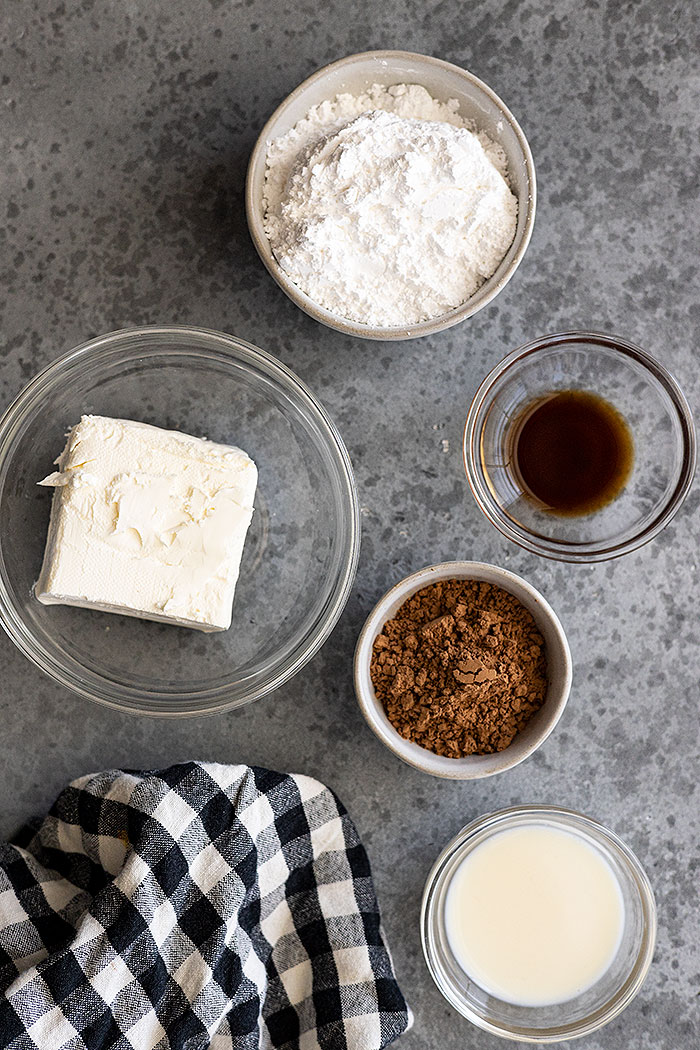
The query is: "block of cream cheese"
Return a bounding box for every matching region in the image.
[35,415,258,632]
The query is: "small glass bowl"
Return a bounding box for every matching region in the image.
[463,332,696,561]
[0,326,359,716]
[421,806,657,1043]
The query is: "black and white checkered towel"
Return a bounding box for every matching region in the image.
[0,763,411,1050]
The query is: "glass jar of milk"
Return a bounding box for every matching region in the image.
[421,806,656,1042]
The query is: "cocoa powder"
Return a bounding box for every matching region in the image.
[370,578,548,758]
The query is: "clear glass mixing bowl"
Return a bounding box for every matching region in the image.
[421,806,657,1042]
[0,326,359,716]
[463,332,696,562]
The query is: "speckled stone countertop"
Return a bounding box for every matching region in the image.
[1,2,698,1048]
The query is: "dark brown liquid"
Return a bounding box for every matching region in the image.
[510,390,634,517]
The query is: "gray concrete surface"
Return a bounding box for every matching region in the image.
[1,1,698,1047]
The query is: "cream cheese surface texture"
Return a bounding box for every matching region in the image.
[35,415,258,631]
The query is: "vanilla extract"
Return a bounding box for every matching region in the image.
[510,390,634,517]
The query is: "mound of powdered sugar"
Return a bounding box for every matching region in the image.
[263,83,518,328]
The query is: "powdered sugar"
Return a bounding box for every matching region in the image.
[263,83,518,328]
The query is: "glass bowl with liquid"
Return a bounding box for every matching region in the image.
[421,806,657,1042]
[463,332,695,562]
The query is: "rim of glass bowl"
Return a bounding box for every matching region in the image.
[0,325,360,716]
[421,805,657,1043]
[463,331,696,563]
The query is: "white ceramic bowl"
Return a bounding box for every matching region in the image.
[354,562,572,778]
[246,50,536,340]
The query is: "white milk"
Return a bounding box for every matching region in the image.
[445,824,625,1006]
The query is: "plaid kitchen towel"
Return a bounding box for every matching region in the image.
[0,763,411,1050]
